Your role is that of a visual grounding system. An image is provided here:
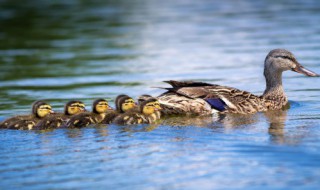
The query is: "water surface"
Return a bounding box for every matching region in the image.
[1,0,320,189]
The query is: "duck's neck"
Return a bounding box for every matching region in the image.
[262,69,287,102]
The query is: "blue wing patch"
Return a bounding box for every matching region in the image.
[205,98,226,111]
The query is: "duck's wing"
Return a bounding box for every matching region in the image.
[164,80,217,87]
[159,81,267,114]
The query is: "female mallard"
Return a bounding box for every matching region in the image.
[158,49,319,115]
[0,100,54,130]
[113,98,162,125]
[64,98,109,128]
[101,94,136,124]
[34,100,86,130]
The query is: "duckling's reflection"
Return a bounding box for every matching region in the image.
[63,128,83,139]
[93,124,109,137]
[118,123,160,134]
[160,115,214,127]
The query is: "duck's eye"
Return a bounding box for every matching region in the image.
[125,99,135,104]
[40,106,52,110]
[275,55,294,62]
[146,103,154,107]
[98,102,108,106]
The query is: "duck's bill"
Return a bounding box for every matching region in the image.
[293,65,319,77]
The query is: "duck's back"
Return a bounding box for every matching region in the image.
[101,110,119,124]
[0,115,35,129]
[158,80,274,115]
[34,113,68,130]
[113,112,147,125]
[65,112,103,128]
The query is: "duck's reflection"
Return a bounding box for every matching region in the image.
[159,108,292,144]
[264,109,287,144]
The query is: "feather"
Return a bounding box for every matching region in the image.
[205,98,226,111]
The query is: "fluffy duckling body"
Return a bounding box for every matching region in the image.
[34,100,86,130]
[65,99,109,128]
[101,94,136,124]
[113,98,162,125]
[0,101,53,130]
[138,94,161,120]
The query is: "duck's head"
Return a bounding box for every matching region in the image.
[137,94,153,105]
[65,100,86,115]
[32,100,54,118]
[140,98,162,115]
[265,49,319,77]
[115,94,136,113]
[92,99,109,114]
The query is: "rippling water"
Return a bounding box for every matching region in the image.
[1,0,320,189]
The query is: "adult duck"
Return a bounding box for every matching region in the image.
[158,49,319,115]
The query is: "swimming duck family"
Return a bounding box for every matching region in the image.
[0,49,318,130]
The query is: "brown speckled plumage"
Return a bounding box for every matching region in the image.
[158,49,318,115]
[34,100,86,130]
[64,99,108,128]
[0,101,53,130]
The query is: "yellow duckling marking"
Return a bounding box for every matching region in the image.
[74,120,79,125]
[27,123,34,130]
[37,105,53,118]
[124,116,129,120]
[137,118,142,124]
[96,101,109,113]
[121,99,136,112]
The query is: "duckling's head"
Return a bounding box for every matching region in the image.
[265,49,318,77]
[32,100,54,118]
[137,94,153,105]
[92,99,109,114]
[65,100,86,115]
[140,98,162,115]
[115,94,136,113]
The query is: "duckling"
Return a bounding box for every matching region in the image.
[65,99,109,128]
[137,94,161,120]
[101,94,137,124]
[34,100,86,130]
[0,100,54,130]
[113,98,162,125]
